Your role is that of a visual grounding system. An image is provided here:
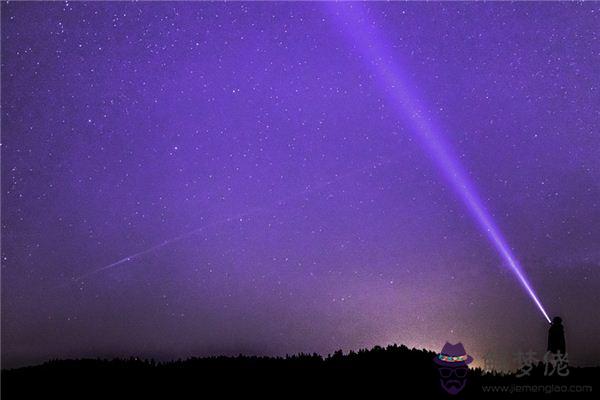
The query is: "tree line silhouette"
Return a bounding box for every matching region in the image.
[2,344,597,398]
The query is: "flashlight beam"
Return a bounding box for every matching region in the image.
[328,4,551,323]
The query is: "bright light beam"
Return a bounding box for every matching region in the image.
[328,4,551,323]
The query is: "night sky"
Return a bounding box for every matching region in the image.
[2,2,599,370]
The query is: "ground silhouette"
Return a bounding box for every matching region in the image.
[2,344,597,398]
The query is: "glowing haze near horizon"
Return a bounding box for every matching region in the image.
[2,2,600,369]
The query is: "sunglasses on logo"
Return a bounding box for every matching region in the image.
[438,367,468,378]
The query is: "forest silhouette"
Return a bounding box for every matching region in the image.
[2,343,597,398]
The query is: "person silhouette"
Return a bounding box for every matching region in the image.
[547,316,566,354]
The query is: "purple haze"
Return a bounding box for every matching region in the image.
[2,2,599,369]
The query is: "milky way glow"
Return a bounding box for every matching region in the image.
[328,4,552,323]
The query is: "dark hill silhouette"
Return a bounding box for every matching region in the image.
[2,344,597,398]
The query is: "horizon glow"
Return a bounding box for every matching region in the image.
[328,4,552,324]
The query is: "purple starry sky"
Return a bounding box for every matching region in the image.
[2,2,599,369]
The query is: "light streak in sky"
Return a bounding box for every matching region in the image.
[327,3,551,323]
[64,159,395,286]
[67,214,251,284]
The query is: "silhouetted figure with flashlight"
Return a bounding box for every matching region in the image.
[548,316,566,354]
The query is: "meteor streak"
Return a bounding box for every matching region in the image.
[66,214,252,284]
[64,159,395,286]
[328,4,551,323]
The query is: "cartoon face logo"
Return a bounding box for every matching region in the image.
[433,342,473,395]
[438,365,468,394]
